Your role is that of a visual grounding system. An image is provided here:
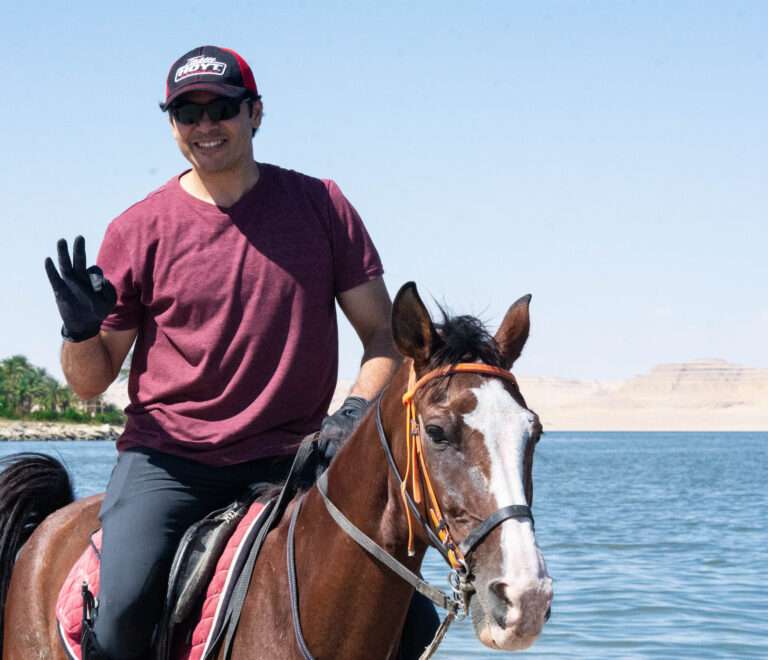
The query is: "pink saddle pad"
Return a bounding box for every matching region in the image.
[56,500,268,660]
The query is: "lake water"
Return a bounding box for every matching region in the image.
[1,432,766,659]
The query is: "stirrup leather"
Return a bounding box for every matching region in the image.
[80,582,108,660]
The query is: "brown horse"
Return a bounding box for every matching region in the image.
[1,282,552,659]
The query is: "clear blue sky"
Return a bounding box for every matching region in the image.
[1,2,766,381]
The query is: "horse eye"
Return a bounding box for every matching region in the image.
[425,425,448,444]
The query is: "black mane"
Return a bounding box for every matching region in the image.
[428,308,504,369]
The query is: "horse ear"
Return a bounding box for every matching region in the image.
[495,294,532,369]
[391,282,441,369]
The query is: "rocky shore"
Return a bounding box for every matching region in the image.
[0,419,122,441]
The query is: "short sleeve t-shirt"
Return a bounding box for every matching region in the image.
[97,163,383,465]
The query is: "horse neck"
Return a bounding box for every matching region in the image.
[293,364,427,656]
[320,362,425,561]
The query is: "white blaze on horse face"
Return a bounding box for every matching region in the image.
[463,379,547,582]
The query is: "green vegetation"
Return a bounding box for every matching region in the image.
[0,355,124,425]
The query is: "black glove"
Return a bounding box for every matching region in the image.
[317,395,370,466]
[44,236,117,342]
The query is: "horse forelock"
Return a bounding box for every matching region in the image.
[418,310,535,414]
[429,309,504,370]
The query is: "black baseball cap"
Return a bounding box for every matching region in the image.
[160,45,258,110]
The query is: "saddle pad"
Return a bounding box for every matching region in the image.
[186,500,268,660]
[55,501,269,660]
[56,530,102,660]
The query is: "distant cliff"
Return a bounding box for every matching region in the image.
[519,360,768,431]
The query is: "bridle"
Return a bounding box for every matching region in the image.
[399,363,535,571]
[286,362,537,660]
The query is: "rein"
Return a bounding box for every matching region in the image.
[288,363,536,660]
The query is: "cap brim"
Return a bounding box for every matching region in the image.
[160,82,248,111]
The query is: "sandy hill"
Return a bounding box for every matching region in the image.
[519,359,768,431]
[105,360,768,432]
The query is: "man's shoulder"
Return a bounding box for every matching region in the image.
[262,162,333,196]
[107,176,181,233]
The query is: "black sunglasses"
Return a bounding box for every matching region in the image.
[170,96,247,125]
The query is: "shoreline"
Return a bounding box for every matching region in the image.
[1,420,766,442]
[0,420,122,441]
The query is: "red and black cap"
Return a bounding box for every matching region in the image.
[160,45,258,110]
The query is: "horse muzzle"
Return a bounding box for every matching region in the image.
[471,574,553,651]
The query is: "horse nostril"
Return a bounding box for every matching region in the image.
[488,579,552,632]
[488,579,512,605]
[488,579,516,630]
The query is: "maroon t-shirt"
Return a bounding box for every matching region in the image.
[97,163,383,465]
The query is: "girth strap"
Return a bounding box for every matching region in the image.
[316,471,461,613]
[458,504,534,556]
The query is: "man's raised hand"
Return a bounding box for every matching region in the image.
[45,236,116,342]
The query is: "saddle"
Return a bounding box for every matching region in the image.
[56,495,272,660]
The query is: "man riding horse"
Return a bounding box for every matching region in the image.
[44,45,438,660]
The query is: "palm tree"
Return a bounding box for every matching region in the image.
[0,356,78,417]
[0,355,37,417]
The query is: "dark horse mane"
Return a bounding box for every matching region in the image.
[0,453,74,652]
[428,308,504,370]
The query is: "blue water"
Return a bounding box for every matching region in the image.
[2,433,766,659]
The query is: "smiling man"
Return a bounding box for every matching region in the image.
[45,45,437,659]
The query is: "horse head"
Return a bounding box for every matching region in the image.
[391,282,553,651]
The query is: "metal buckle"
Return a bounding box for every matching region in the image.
[448,569,472,620]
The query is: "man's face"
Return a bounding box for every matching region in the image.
[169,90,262,175]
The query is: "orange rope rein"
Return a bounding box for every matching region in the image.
[399,362,518,567]
[400,368,418,555]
